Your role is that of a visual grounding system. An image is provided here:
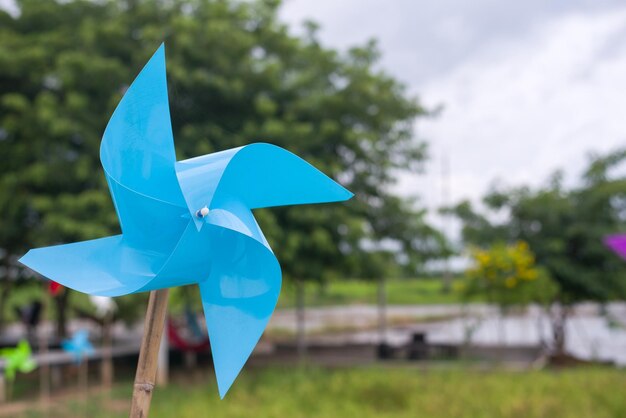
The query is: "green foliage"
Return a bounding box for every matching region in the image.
[17,366,626,418]
[0,340,36,381]
[459,241,557,308]
[0,0,443,328]
[447,148,626,304]
[0,0,442,325]
[276,277,470,307]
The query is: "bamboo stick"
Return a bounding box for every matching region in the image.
[156,328,168,386]
[129,289,169,418]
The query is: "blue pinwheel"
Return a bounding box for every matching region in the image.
[62,330,95,364]
[20,44,352,397]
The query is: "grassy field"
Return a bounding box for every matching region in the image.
[276,278,471,308]
[12,365,626,418]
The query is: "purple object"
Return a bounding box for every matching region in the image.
[604,234,626,259]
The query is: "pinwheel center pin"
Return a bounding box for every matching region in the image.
[196,206,210,218]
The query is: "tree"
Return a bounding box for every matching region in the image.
[462,241,556,308]
[0,0,440,337]
[355,199,445,356]
[461,241,557,343]
[447,148,626,354]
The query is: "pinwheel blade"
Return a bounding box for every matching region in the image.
[19,358,37,374]
[17,340,31,356]
[176,147,241,230]
[200,220,281,398]
[63,330,94,363]
[101,43,185,207]
[20,236,166,297]
[216,143,353,209]
[101,43,188,250]
[106,175,189,253]
[137,220,214,292]
[176,143,352,228]
[605,234,626,259]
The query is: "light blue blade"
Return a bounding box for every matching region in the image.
[204,200,269,246]
[19,235,168,296]
[176,143,352,227]
[214,143,353,209]
[62,330,94,364]
[101,44,188,250]
[200,205,280,398]
[101,43,185,207]
[21,45,193,289]
[106,176,189,253]
[176,147,241,230]
[137,220,213,292]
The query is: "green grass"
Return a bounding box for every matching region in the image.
[276,278,473,308]
[16,366,626,418]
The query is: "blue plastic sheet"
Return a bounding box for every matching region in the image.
[20,44,353,397]
[62,330,94,364]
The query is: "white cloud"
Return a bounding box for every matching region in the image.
[410,8,626,213]
[282,1,626,248]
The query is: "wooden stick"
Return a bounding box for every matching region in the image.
[129,289,169,418]
[156,327,168,386]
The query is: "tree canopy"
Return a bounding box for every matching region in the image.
[0,0,441,321]
[446,148,626,304]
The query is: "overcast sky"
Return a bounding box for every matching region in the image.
[2,0,625,223]
[281,0,626,222]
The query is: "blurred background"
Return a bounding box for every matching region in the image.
[0,0,625,417]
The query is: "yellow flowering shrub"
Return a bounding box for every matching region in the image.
[460,241,557,308]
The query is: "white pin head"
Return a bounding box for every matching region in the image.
[196,206,210,218]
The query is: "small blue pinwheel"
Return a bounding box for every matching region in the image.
[62,330,95,364]
[20,44,352,397]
